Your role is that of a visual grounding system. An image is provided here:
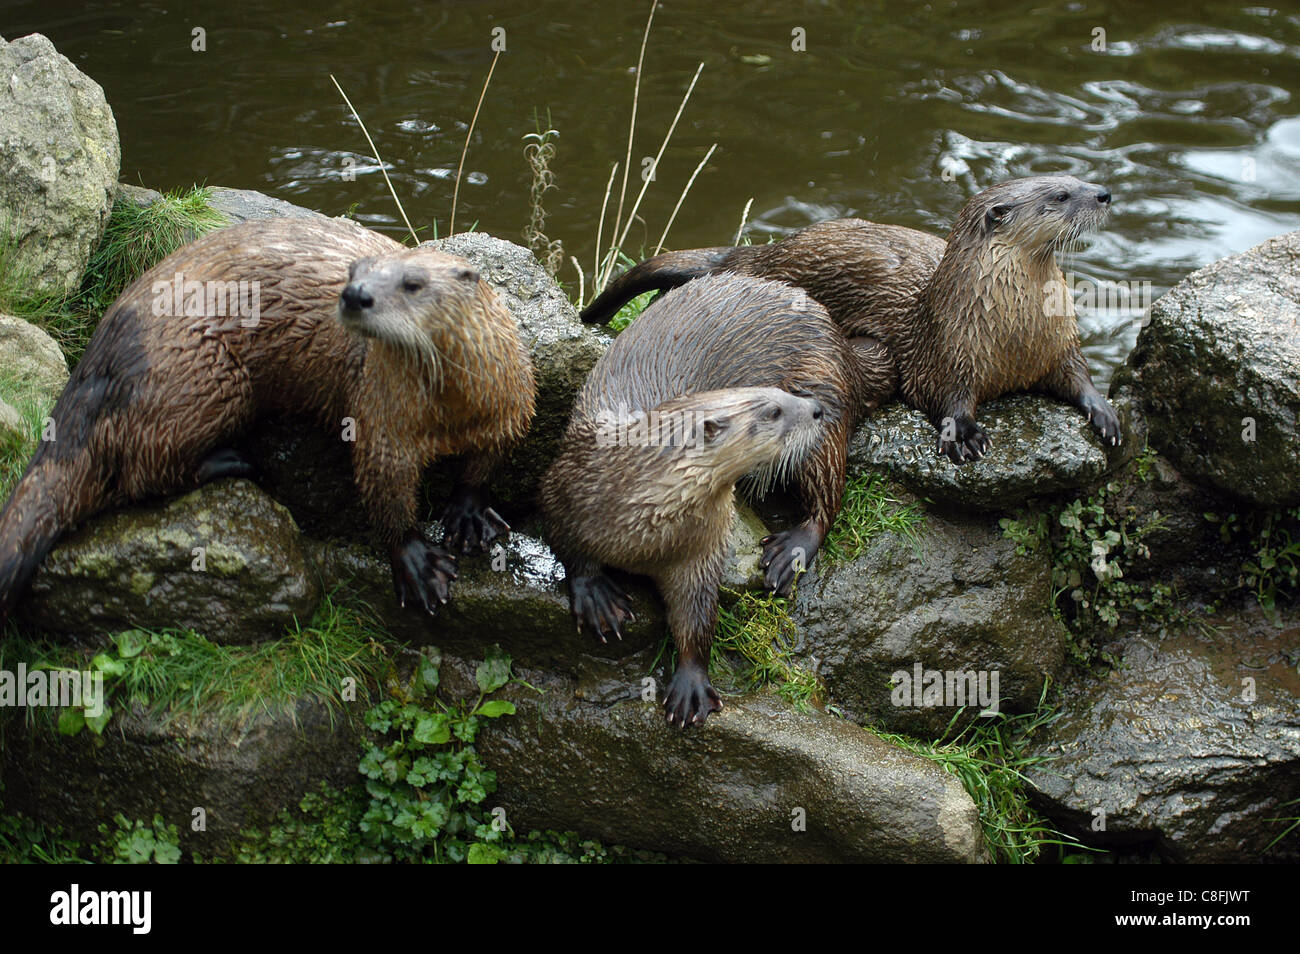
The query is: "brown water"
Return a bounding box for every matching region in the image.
[7,1,1300,386]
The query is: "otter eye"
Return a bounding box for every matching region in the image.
[768,406,783,421]
[1055,191,1070,202]
[403,278,424,293]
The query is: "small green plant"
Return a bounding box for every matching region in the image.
[95,814,182,864]
[1207,507,1300,619]
[711,590,822,709]
[358,645,521,863]
[234,783,376,864]
[822,473,924,564]
[867,685,1090,864]
[1004,474,1174,665]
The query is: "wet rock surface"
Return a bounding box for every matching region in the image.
[848,395,1122,511]
[437,654,990,863]
[0,33,120,295]
[791,508,1067,737]
[1026,609,1300,862]
[1,693,367,855]
[1112,229,1300,508]
[22,480,320,643]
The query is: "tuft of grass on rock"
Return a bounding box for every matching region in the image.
[2,594,390,731]
[0,369,55,502]
[866,686,1091,864]
[710,589,822,709]
[0,186,225,366]
[821,472,924,564]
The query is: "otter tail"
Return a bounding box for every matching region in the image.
[579,247,736,324]
[0,449,99,625]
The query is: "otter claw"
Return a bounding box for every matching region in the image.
[391,532,458,614]
[570,574,635,643]
[441,486,510,554]
[663,661,722,728]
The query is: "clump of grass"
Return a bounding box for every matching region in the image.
[867,687,1089,864]
[821,473,925,564]
[0,187,225,367]
[3,594,391,731]
[709,590,823,709]
[0,369,55,501]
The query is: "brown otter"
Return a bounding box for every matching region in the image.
[541,273,892,726]
[581,175,1120,463]
[0,216,535,621]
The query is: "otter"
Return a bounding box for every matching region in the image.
[0,216,535,622]
[581,175,1120,463]
[542,273,891,726]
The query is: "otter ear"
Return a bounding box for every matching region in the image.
[701,415,729,444]
[985,204,1011,231]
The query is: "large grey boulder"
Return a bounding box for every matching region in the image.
[1027,610,1300,862]
[0,313,68,404]
[22,479,320,643]
[790,506,1067,736]
[438,653,990,863]
[0,34,120,294]
[849,395,1123,511]
[1111,229,1300,508]
[430,232,608,509]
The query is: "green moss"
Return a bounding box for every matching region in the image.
[822,472,924,564]
[0,186,225,367]
[709,590,822,710]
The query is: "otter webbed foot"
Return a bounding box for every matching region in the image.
[391,531,458,613]
[759,524,820,596]
[570,573,635,643]
[936,414,991,465]
[441,484,510,553]
[196,447,256,484]
[663,659,722,728]
[1080,393,1122,447]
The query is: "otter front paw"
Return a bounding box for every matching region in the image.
[441,486,510,553]
[759,525,820,596]
[663,660,721,728]
[570,573,635,643]
[1081,393,1122,447]
[391,532,458,613]
[936,415,991,465]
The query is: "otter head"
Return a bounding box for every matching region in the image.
[652,386,825,494]
[955,175,1111,260]
[338,247,483,366]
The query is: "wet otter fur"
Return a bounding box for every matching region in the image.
[0,216,535,622]
[542,273,891,726]
[581,175,1119,463]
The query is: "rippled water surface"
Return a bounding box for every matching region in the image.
[7,1,1300,385]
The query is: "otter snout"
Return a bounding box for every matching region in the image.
[340,282,374,312]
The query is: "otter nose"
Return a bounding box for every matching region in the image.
[1096,190,1111,205]
[341,283,373,311]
